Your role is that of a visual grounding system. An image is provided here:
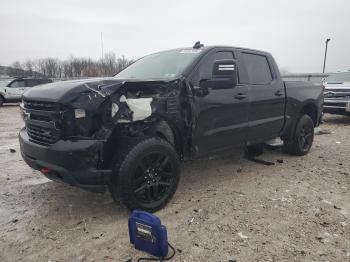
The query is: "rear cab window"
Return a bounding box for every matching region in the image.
[240,52,273,84]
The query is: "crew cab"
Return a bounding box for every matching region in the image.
[0,78,52,106]
[323,71,350,115]
[19,43,323,212]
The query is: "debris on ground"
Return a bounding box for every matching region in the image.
[246,157,275,166]
[237,232,248,239]
[9,148,16,153]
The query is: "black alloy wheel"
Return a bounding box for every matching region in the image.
[109,137,180,212]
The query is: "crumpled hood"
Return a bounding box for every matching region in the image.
[22,77,125,103]
[22,77,170,110]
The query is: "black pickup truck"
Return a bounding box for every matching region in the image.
[19,43,323,212]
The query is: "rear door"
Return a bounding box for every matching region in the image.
[190,49,249,155]
[237,51,285,143]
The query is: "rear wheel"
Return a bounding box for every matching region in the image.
[284,114,314,156]
[109,137,180,212]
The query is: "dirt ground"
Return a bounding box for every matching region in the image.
[0,104,349,262]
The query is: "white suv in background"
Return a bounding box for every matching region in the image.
[0,78,52,106]
[323,71,350,116]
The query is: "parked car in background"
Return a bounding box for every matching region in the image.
[0,78,52,106]
[323,71,350,116]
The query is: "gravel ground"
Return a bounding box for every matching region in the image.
[0,104,349,262]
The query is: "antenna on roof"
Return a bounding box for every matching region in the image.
[193,41,204,49]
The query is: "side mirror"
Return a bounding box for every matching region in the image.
[207,59,237,89]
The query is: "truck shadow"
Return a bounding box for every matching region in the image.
[27,146,290,227]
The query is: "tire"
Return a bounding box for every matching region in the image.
[0,95,4,107]
[284,114,314,156]
[109,137,180,212]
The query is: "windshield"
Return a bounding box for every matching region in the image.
[326,72,350,83]
[114,49,202,80]
[0,79,13,87]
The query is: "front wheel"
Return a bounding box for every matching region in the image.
[0,96,4,107]
[284,114,314,156]
[109,137,180,212]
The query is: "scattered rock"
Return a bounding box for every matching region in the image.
[340,222,347,227]
[237,232,248,239]
[76,255,86,261]
[277,159,284,163]
[334,205,342,210]
[11,218,19,223]
[10,148,16,153]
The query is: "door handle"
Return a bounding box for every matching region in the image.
[274,90,284,96]
[234,93,247,100]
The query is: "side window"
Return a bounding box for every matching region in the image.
[192,51,234,86]
[241,53,273,84]
[25,79,38,87]
[9,80,26,88]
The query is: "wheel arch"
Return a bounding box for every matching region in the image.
[299,102,318,127]
[146,117,184,157]
[282,100,318,141]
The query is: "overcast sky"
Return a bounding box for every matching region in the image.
[0,0,349,73]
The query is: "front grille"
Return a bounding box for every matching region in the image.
[23,100,64,111]
[27,124,62,145]
[324,101,347,108]
[22,100,66,145]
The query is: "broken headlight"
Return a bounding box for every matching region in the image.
[111,103,119,118]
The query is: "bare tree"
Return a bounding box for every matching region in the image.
[8,53,134,79]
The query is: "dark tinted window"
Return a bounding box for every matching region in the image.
[25,79,38,87]
[192,51,234,85]
[241,53,272,84]
[9,80,26,88]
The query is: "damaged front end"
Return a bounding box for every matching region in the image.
[19,77,192,188]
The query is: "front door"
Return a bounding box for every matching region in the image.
[190,49,249,155]
[7,79,27,100]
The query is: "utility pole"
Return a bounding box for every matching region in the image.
[322,38,331,73]
[101,32,104,59]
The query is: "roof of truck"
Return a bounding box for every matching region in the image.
[170,45,271,56]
